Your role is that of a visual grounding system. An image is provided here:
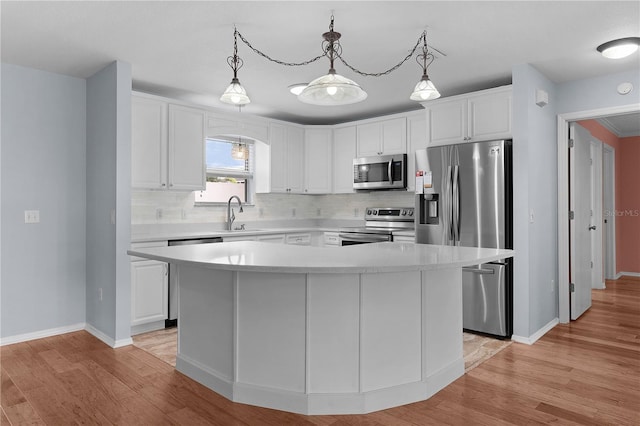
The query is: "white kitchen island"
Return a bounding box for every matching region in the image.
[127,241,513,415]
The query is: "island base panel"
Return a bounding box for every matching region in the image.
[175,265,464,415]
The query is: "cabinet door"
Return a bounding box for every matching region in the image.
[131,260,168,326]
[269,123,288,193]
[168,104,206,190]
[286,233,312,245]
[356,122,383,156]
[427,99,467,146]
[333,126,356,193]
[381,117,407,154]
[304,128,332,194]
[406,114,427,191]
[468,90,512,141]
[131,96,167,189]
[286,126,305,193]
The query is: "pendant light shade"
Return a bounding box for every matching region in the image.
[220,77,251,105]
[298,71,367,105]
[410,31,440,102]
[410,76,440,101]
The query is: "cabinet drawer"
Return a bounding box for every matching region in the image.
[286,233,311,245]
[324,232,340,246]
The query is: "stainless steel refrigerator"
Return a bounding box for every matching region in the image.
[415,140,513,338]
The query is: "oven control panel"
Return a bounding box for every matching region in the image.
[365,207,414,221]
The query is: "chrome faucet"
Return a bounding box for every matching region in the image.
[227,195,243,230]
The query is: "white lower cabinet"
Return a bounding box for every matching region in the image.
[223,235,257,242]
[130,241,168,334]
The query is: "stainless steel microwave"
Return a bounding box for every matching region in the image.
[353,154,407,190]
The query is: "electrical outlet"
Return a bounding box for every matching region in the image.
[24,210,40,223]
[98,288,103,301]
[292,208,296,217]
[156,208,163,220]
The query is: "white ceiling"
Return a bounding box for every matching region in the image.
[2,1,639,125]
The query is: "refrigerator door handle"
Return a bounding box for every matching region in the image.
[453,165,460,243]
[462,267,495,274]
[446,165,454,241]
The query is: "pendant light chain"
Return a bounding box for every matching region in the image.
[336,32,426,77]
[235,28,428,78]
[236,30,326,67]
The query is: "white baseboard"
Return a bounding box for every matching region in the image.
[617,271,640,278]
[511,318,559,345]
[0,323,86,346]
[85,324,133,348]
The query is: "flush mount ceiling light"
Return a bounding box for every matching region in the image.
[221,15,444,107]
[220,28,251,106]
[597,37,640,59]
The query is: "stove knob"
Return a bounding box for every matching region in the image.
[373,210,378,215]
[366,209,372,215]
[401,209,407,216]
[408,210,414,216]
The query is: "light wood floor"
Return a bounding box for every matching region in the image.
[2,277,639,425]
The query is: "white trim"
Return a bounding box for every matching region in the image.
[619,271,640,278]
[557,103,640,324]
[0,323,85,346]
[511,318,559,345]
[602,144,616,280]
[85,323,133,348]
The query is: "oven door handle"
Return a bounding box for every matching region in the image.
[338,233,391,242]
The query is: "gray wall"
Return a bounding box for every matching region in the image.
[86,61,132,344]
[557,69,640,114]
[1,64,87,338]
[512,64,559,338]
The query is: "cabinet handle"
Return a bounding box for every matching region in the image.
[161,183,166,187]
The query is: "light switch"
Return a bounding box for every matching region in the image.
[24,210,40,223]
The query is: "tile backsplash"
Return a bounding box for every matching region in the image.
[132,190,414,225]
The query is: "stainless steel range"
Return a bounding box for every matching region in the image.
[338,207,414,246]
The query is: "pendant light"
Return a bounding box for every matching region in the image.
[410,31,440,101]
[220,28,251,105]
[298,16,368,106]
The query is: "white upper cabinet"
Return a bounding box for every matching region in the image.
[356,117,407,156]
[131,93,206,190]
[132,96,168,189]
[332,126,357,194]
[168,104,206,190]
[425,85,512,146]
[269,123,305,193]
[304,127,332,194]
[406,113,427,192]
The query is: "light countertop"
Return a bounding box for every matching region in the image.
[127,241,513,274]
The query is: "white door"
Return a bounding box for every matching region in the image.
[602,145,616,280]
[590,140,604,289]
[569,123,593,320]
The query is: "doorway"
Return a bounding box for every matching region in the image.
[557,105,639,324]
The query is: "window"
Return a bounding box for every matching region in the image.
[195,138,255,204]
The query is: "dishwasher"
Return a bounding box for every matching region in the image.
[167,237,223,327]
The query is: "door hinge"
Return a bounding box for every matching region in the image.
[569,139,575,148]
[569,282,575,292]
[569,210,574,220]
